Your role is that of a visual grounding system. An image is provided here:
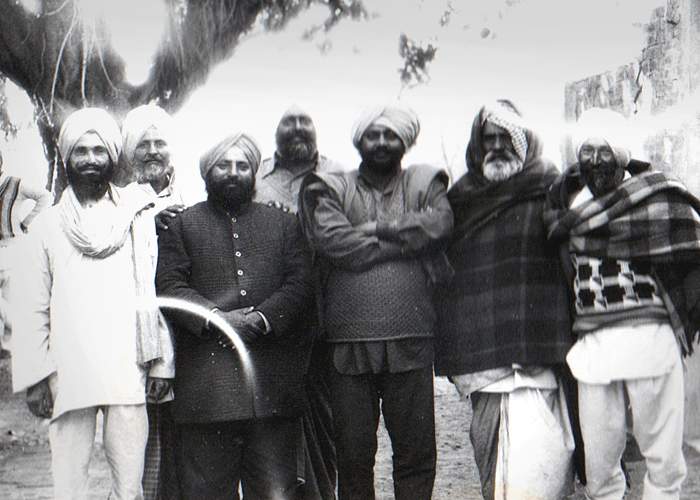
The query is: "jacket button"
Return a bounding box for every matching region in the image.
[240,289,247,296]
[237,270,244,276]
[231,217,237,223]
[235,251,242,257]
[233,233,239,239]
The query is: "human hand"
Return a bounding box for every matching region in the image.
[217,307,265,347]
[26,377,53,419]
[155,204,185,231]
[146,377,172,403]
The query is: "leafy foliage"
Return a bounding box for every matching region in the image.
[398,33,437,90]
[0,0,365,196]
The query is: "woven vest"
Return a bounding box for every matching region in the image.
[324,167,438,342]
[572,254,668,333]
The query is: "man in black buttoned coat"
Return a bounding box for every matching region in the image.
[156,132,313,499]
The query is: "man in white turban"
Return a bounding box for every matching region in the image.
[299,104,453,500]
[157,132,314,498]
[122,104,185,231]
[122,104,181,500]
[546,107,700,499]
[12,107,173,499]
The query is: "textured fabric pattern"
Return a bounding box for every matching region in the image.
[0,176,20,240]
[300,164,453,343]
[437,158,572,376]
[573,255,664,314]
[545,171,700,260]
[156,201,313,423]
[481,101,528,162]
[546,166,700,355]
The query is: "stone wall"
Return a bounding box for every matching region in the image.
[563,0,700,193]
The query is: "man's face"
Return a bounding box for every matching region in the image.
[206,147,256,207]
[133,126,172,184]
[481,121,523,182]
[578,137,624,198]
[276,112,317,162]
[67,132,113,186]
[359,124,405,173]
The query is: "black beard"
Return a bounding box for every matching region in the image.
[278,137,317,163]
[206,179,255,214]
[66,162,114,199]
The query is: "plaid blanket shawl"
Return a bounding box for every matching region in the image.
[435,160,573,376]
[545,167,700,355]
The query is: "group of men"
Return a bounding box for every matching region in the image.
[7,98,700,500]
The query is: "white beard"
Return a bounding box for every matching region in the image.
[482,155,524,182]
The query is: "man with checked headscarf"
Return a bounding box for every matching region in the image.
[545,108,700,500]
[156,132,314,498]
[11,107,173,499]
[436,100,575,499]
[299,104,453,500]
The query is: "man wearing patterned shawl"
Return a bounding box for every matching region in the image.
[299,104,453,500]
[545,108,700,500]
[11,107,172,499]
[122,103,182,500]
[436,100,575,500]
[156,132,314,498]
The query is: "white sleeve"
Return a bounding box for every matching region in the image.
[10,223,56,392]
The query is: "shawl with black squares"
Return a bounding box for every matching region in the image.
[545,165,700,355]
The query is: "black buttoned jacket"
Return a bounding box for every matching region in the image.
[156,199,314,423]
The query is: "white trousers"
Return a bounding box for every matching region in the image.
[578,354,686,500]
[684,339,700,454]
[49,404,148,500]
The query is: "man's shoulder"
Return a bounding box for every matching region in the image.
[402,163,449,188]
[250,201,297,224]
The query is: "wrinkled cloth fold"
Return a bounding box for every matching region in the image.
[199,132,261,179]
[545,167,700,355]
[58,107,122,165]
[58,183,162,364]
[351,105,420,149]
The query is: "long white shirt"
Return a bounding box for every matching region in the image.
[11,188,150,420]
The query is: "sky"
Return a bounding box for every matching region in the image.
[2,0,665,203]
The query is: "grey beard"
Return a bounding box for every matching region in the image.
[482,155,524,182]
[135,163,171,184]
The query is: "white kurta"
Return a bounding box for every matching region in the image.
[11,192,148,420]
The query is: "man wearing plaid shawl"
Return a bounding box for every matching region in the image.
[436,100,575,500]
[545,108,700,500]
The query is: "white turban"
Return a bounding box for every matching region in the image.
[574,108,631,168]
[121,104,174,167]
[351,105,420,150]
[481,101,529,162]
[58,108,122,166]
[199,133,261,180]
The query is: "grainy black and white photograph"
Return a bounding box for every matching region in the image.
[1,0,700,498]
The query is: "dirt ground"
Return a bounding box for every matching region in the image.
[1,357,699,499]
